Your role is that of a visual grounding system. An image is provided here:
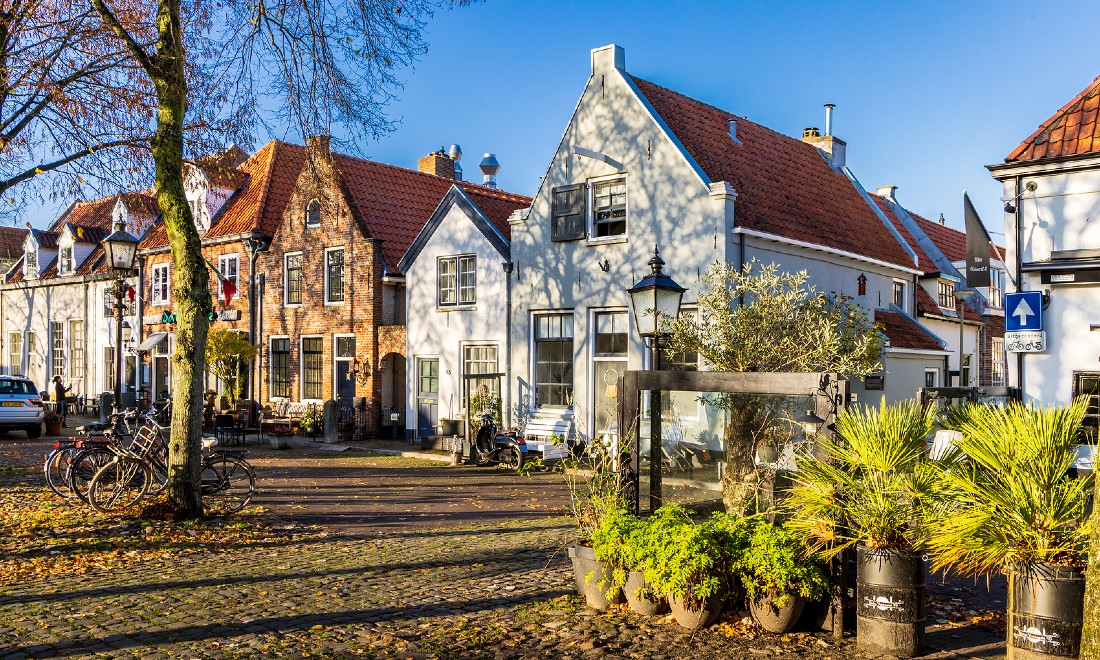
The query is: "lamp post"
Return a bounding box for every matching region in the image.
[627,246,685,511]
[102,219,139,413]
[954,288,975,388]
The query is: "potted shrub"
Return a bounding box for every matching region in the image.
[735,519,830,633]
[589,503,636,611]
[924,399,1092,660]
[268,425,293,449]
[338,419,355,441]
[43,411,63,436]
[204,389,217,406]
[300,406,323,437]
[785,399,937,657]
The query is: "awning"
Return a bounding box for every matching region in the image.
[135,332,168,352]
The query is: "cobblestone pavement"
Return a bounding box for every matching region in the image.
[0,437,1007,659]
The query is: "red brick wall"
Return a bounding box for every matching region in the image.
[140,241,253,337]
[979,313,1006,386]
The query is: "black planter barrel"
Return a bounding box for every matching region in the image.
[855,545,925,657]
[1007,564,1085,659]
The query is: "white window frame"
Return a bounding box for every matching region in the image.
[324,247,345,306]
[437,254,476,307]
[991,338,1007,386]
[69,320,85,382]
[531,311,575,409]
[587,174,628,243]
[590,308,628,437]
[300,335,324,402]
[305,198,321,228]
[924,368,939,388]
[50,320,64,380]
[9,332,22,375]
[24,248,37,279]
[988,269,1004,309]
[332,333,356,399]
[25,331,37,375]
[217,253,239,300]
[269,335,291,400]
[284,251,303,307]
[151,263,170,306]
[892,279,907,311]
[59,245,73,275]
[937,280,955,309]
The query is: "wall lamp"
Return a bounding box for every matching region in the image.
[1004,181,1038,214]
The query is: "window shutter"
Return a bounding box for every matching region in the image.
[551,184,586,242]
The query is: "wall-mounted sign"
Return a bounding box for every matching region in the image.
[1005,291,1043,332]
[217,309,241,321]
[1006,330,1045,353]
[864,375,885,391]
[161,311,177,324]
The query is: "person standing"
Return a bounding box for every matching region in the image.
[52,375,71,426]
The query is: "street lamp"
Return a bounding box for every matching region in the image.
[102,219,139,413]
[626,246,685,511]
[954,287,975,388]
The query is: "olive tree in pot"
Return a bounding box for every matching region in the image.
[735,519,830,633]
[786,400,937,657]
[924,399,1093,660]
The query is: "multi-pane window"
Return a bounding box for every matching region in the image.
[326,248,345,303]
[151,264,169,305]
[24,249,37,279]
[592,178,627,238]
[51,321,64,379]
[594,312,628,433]
[305,199,321,227]
[104,288,135,317]
[1075,373,1100,439]
[438,255,476,306]
[991,338,1006,386]
[26,332,36,373]
[534,314,574,407]
[69,321,84,380]
[419,359,438,396]
[594,312,628,356]
[464,346,500,407]
[989,269,1004,309]
[104,347,115,391]
[271,338,290,398]
[302,337,323,400]
[218,254,239,300]
[59,247,73,275]
[924,369,938,388]
[937,281,955,308]
[9,333,21,375]
[336,336,355,358]
[960,354,972,387]
[285,253,303,305]
[892,281,906,309]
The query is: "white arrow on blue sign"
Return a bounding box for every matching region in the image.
[1005,291,1043,332]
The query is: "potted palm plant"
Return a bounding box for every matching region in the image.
[785,399,937,657]
[735,519,830,633]
[924,399,1092,660]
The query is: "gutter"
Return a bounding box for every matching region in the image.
[733,227,923,276]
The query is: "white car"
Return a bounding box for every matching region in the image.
[0,376,45,438]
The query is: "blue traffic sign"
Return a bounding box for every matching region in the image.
[1005,291,1043,332]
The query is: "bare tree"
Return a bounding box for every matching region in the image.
[84,0,463,517]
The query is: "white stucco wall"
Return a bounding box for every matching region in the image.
[405,200,510,436]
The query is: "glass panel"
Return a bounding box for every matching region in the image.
[593,179,627,237]
[595,312,627,356]
[458,256,476,304]
[51,321,64,378]
[419,359,439,395]
[438,258,457,304]
[70,321,84,380]
[326,249,344,302]
[271,338,290,398]
[303,338,323,399]
[336,336,355,358]
[9,332,21,375]
[286,254,302,305]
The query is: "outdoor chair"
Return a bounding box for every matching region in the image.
[214,413,244,446]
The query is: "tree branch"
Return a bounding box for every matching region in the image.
[89,0,154,74]
[0,137,142,195]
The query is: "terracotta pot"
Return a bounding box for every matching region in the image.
[750,591,807,634]
[668,585,726,629]
[624,571,668,616]
[45,422,62,436]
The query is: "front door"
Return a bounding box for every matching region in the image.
[417,357,439,437]
[336,361,356,409]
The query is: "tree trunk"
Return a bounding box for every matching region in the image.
[721,395,763,516]
[150,0,208,519]
[1082,473,1100,657]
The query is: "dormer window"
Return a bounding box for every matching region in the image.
[937,281,955,308]
[305,199,321,228]
[24,248,37,279]
[59,246,73,275]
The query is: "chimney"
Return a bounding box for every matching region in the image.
[728,118,738,143]
[591,44,625,76]
[876,185,898,202]
[801,105,846,169]
[939,213,946,226]
[448,144,463,181]
[479,153,500,188]
[306,134,331,155]
[417,148,455,179]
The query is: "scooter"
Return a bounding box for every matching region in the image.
[471,412,527,471]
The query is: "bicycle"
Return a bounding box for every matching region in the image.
[66,411,140,503]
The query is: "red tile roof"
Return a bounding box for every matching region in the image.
[630,77,916,270]
[870,196,938,273]
[875,309,944,351]
[50,193,158,235]
[1007,74,1100,162]
[30,229,58,250]
[916,285,982,322]
[0,226,27,262]
[870,194,1004,271]
[333,154,531,271]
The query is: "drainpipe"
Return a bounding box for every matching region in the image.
[503,261,514,428]
[135,262,145,404]
[246,237,264,401]
[1013,175,1024,396]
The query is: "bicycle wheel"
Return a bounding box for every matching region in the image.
[44,448,74,498]
[201,454,255,514]
[69,447,116,503]
[145,441,169,495]
[87,457,152,513]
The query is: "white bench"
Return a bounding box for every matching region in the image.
[523,411,575,460]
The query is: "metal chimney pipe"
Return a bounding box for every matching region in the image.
[824,103,835,136]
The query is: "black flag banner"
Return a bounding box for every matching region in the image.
[964,192,992,289]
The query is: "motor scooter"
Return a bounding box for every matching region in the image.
[471,412,526,471]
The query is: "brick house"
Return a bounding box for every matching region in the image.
[137,143,305,401]
[258,138,529,437]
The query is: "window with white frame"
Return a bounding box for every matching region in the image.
[270,337,290,398]
[305,199,321,227]
[988,269,1004,308]
[24,248,37,279]
[961,354,972,386]
[285,253,303,305]
[593,311,628,434]
[325,248,344,303]
[217,254,239,300]
[991,338,1006,386]
[103,288,135,317]
[438,255,475,306]
[591,178,627,238]
[25,332,35,373]
[924,368,938,388]
[69,320,84,380]
[937,281,955,308]
[464,345,500,403]
[534,313,574,407]
[50,321,64,379]
[8,332,21,375]
[151,263,170,305]
[59,246,73,275]
[892,280,906,309]
[302,337,323,399]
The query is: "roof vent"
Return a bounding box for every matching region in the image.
[876,185,898,202]
[939,213,946,226]
[448,144,463,181]
[728,118,738,143]
[803,127,820,139]
[479,153,500,188]
[824,103,835,136]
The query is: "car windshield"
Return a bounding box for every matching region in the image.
[0,381,36,395]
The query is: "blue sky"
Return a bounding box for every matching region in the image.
[29,0,1100,240]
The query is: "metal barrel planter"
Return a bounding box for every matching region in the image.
[855,545,926,657]
[1007,564,1085,659]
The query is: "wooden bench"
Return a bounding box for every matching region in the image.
[259,401,311,440]
[523,410,576,460]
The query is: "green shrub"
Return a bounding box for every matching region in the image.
[735,519,829,607]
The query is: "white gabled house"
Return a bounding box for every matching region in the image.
[505,44,979,451]
[399,184,531,442]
